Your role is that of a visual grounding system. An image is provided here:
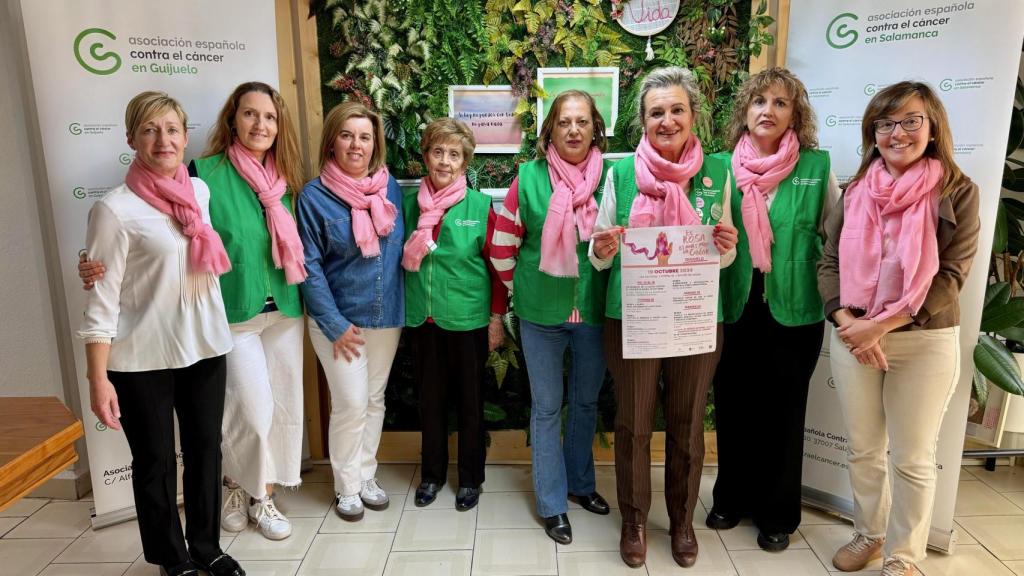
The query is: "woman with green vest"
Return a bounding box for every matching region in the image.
[490,90,613,545]
[706,68,839,552]
[78,82,308,543]
[403,118,507,511]
[590,66,738,569]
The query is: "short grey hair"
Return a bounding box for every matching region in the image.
[637,67,702,125]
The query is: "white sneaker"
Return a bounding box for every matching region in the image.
[360,478,389,510]
[220,485,248,532]
[249,497,292,540]
[335,493,364,521]
[881,558,918,576]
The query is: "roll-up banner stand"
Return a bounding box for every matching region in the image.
[788,0,1024,553]
[19,0,279,528]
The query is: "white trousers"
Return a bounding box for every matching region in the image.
[830,326,960,563]
[309,320,401,496]
[221,311,305,498]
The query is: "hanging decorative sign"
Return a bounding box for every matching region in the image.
[611,0,680,60]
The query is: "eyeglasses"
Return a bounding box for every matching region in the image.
[873,115,927,134]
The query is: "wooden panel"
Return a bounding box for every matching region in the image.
[376,430,718,466]
[776,0,791,67]
[0,397,83,513]
[275,0,301,130]
[295,0,325,179]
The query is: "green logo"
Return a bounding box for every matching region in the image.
[69,123,82,135]
[119,153,132,165]
[826,13,859,49]
[74,28,121,75]
[73,187,86,199]
[857,144,865,156]
[825,115,838,127]
[939,78,954,91]
[95,421,108,432]
[864,84,877,96]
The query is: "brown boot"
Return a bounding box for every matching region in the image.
[671,524,699,567]
[619,522,646,567]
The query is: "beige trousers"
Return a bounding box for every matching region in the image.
[829,326,960,563]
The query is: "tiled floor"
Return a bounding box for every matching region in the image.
[4,463,1024,576]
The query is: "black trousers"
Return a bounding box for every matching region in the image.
[109,355,227,567]
[711,271,824,534]
[409,323,487,488]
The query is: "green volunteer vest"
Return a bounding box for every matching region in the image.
[193,154,302,323]
[403,188,493,330]
[605,154,729,321]
[512,158,613,326]
[714,149,829,327]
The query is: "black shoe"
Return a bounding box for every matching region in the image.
[543,513,573,545]
[570,492,610,515]
[705,508,741,530]
[455,486,481,511]
[414,482,443,507]
[159,562,199,576]
[757,531,790,552]
[194,553,246,576]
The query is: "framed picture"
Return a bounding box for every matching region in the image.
[537,67,620,137]
[448,85,523,154]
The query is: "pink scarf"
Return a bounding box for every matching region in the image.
[125,159,231,275]
[732,130,800,273]
[839,157,942,321]
[227,141,307,284]
[630,133,704,227]
[540,146,604,277]
[401,174,468,271]
[319,160,397,258]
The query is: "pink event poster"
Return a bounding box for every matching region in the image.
[619,225,719,359]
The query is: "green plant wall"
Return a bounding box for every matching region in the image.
[311,0,773,432]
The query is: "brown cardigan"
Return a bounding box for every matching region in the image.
[816,178,980,330]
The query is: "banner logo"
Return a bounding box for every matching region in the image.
[856,144,865,156]
[69,123,83,135]
[825,115,838,127]
[864,83,877,96]
[940,78,954,91]
[74,28,122,76]
[826,13,859,49]
[119,153,132,165]
[73,187,86,199]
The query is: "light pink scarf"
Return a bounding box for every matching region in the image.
[630,133,704,227]
[126,159,231,275]
[319,160,397,258]
[227,141,307,284]
[401,174,468,272]
[839,157,942,321]
[540,146,604,277]
[732,129,800,273]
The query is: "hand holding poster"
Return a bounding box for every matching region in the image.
[620,225,719,359]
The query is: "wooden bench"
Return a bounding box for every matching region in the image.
[0,397,84,512]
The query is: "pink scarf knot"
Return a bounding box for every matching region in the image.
[320,160,397,258]
[733,129,800,273]
[402,174,468,272]
[227,141,307,284]
[839,157,942,320]
[539,146,605,277]
[125,159,231,276]
[630,133,704,228]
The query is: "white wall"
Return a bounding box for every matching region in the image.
[0,3,64,399]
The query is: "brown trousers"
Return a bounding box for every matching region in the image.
[605,320,724,528]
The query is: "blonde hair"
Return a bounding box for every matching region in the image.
[638,67,702,126]
[421,117,476,166]
[125,91,187,138]
[205,82,305,194]
[537,90,608,158]
[726,67,818,149]
[319,101,387,175]
[850,81,967,197]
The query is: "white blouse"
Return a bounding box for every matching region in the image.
[77,179,233,372]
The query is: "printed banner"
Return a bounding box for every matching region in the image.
[537,67,619,136]
[787,0,1024,552]
[620,225,719,359]
[449,85,523,153]
[19,0,279,527]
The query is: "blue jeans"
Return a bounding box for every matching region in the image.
[519,318,606,518]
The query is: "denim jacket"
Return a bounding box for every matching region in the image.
[297,175,405,342]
